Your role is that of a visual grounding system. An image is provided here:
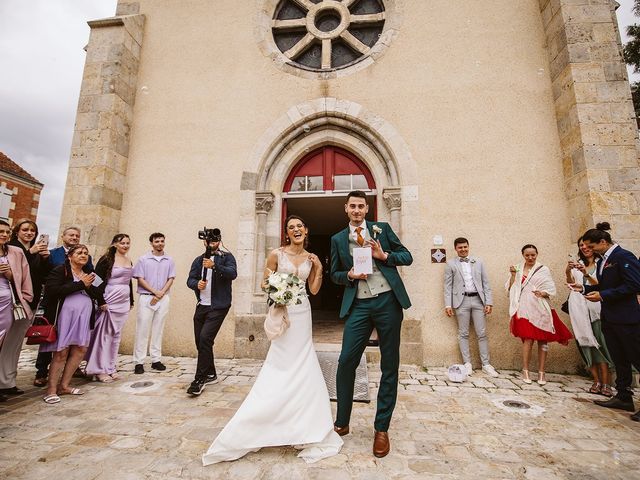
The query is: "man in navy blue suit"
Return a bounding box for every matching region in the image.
[575,223,640,420]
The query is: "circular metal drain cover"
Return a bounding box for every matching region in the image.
[502,400,531,409]
[130,381,154,389]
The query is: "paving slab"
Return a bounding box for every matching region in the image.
[0,350,639,479]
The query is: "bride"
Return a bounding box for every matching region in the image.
[202,215,343,465]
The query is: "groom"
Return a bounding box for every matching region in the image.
[330,190,413,458]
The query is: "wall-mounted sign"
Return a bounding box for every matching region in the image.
[431,248,446,263]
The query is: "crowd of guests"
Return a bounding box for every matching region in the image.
[444,222,640,419]
[0,217,638,416]
[0,223,176,404]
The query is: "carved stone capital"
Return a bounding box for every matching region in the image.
[383,187,402,211]
[255,191,275,215]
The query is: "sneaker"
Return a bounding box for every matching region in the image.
[204,374,218,385]
[464,362,473,376]
[187,380,206,396]
[134,364,144,374]
[151,361,167,371]
[482,364,499,377]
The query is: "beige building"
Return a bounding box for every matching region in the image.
[60,0,640,371]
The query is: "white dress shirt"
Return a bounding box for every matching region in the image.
[459,258,478,293]
[599,243,619,275]
[349,220,367,245]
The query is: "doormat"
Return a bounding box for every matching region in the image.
[317,351,370,403]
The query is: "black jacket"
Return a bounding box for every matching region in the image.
[585,246,640,325]
[43,264,106,329]
[187,251,237,309]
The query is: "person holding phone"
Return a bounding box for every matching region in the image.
[33,226,93,386]
[40,244,106,404]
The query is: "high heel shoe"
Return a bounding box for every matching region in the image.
[537,372,546,386]
[522,370,532,384]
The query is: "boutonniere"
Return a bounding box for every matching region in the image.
[372,225,383,239]
[470,259,476,264]
[604,263,616,269]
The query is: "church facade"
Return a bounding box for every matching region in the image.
[60,0,640,371]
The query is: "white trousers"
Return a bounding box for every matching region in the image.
[133,295,170,364]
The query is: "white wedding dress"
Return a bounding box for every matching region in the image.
[202,250,343,465]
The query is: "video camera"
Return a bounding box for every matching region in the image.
[198,227,221,243]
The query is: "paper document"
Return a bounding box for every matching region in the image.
[353,247,373,275]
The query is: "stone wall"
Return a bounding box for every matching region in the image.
[540,0,640,253]
[59,9,144,257]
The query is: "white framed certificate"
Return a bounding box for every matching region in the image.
[353,247,373,275]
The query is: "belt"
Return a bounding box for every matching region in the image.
[139,293,154,296]
[463,292,479,297]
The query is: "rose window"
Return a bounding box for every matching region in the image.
[272,0,386,71]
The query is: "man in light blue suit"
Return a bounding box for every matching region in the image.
[443,237,498,377]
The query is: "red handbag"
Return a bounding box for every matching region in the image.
[25,316,56,345]
[25,298,58,345]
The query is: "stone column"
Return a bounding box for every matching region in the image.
[59,7,144,257]
[539,0,640,253]
[255,191,275,292]
[383,187,402,232]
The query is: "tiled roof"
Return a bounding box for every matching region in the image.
[0,151,43,185]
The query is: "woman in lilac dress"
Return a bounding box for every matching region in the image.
[85,234,134,382]
[41,244,106,404]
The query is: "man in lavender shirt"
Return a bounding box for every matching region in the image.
[132,232,176,374]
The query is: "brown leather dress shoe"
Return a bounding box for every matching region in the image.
[334,425,350,436]
[373,431,390,457]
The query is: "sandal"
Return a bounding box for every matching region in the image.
[589,382,602,394]
[601,384,614,397]
[94,374,113,383]
[537,372,547,386]
[522,370,532,384]
[110,372,119,380]
[43,394,60,404]
[58,387,84,396]
[33,377,47,387]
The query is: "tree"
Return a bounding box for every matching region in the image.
[623,1,640,126]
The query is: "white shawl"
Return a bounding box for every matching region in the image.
[567,268,600,347]
[506,262,556,333]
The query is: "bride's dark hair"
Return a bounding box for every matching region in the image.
[283,215,309,248]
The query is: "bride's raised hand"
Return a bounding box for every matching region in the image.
[308,253,322,270]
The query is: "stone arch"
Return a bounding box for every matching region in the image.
[233,98,421,363]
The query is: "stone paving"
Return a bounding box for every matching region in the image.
[1,349,640,479]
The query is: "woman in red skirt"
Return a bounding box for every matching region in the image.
[507,244,573,385]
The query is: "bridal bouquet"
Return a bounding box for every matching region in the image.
[263,271,307,341]
[264,272,307,307]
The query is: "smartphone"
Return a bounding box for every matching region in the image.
[38,234,49,245]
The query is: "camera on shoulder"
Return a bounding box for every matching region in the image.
[198,227,221,243]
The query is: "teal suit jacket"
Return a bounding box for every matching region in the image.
[330,222,413,318]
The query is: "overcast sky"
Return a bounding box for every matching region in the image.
[0,0,638,244]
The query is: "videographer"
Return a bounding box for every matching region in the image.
[186,228,237,396]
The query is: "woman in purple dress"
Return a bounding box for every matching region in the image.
[85,234,134,382]
[41,244,106,404]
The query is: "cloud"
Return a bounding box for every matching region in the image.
[0,0,116,241]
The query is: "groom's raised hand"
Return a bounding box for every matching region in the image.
[366,239,389,262]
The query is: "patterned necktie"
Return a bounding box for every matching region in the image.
[355,227,365,246]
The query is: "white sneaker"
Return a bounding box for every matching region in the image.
[482,364,499,377]
[464,362,473,376]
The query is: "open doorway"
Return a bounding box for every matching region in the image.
[282,147,376,343]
